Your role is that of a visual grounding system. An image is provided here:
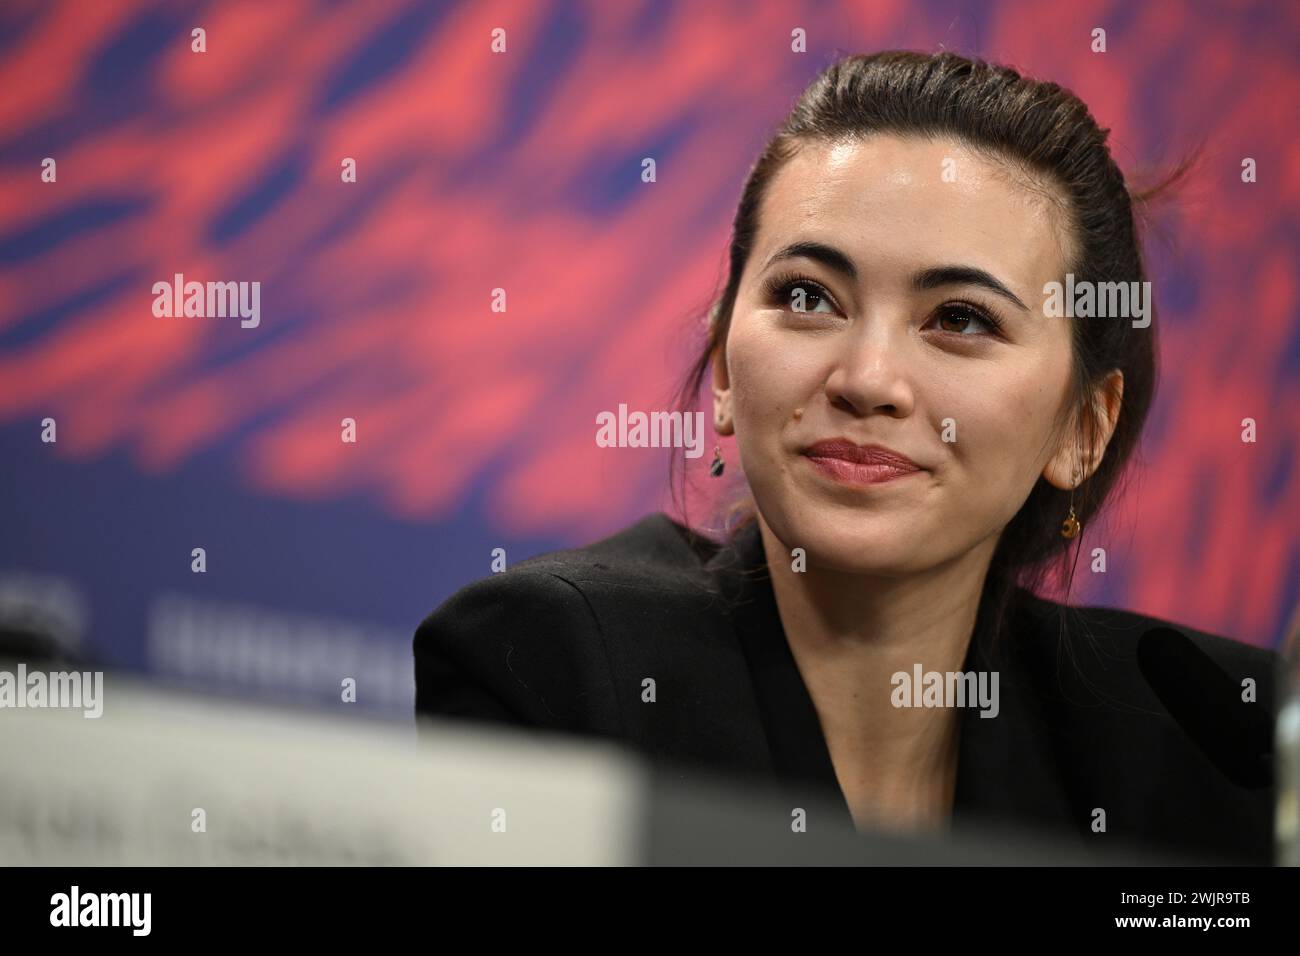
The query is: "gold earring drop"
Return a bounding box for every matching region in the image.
[709,445,725,477]
[1060,473,1081,538]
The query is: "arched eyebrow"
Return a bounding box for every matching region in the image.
[912,265,1030,313]
[761,241,1030,313]
[761,241,858,281]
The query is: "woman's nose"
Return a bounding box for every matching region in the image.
[822,327,916,418]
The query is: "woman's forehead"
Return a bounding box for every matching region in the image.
[755,135,1074,292]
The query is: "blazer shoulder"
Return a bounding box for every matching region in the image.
[477,512,729,613]
[510,512,723,583]
[1009,589,1279,862]
[1019,590,1281,687]
[414,564,610,724]
[413,513,723,735]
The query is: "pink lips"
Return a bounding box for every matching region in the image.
[802,439,924,487]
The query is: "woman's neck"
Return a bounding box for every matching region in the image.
[755,513,1000,833]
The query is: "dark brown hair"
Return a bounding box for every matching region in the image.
[669,50,1189,647]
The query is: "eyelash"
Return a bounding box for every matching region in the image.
[762,271,842,315]
[761,271,1007,338]
[935,299,1006,337]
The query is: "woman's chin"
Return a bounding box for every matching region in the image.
[769,520,946,577]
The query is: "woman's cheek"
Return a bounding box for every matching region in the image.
[728,333,783,423]
[950,413,1045,536]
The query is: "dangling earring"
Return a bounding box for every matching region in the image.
[1060,471,1081,539]
[709,445,725,477]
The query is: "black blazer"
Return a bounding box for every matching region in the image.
[414,512,1280,864]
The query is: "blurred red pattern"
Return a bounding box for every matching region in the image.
[0,0,1296,645]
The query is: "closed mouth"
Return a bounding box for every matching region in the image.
[801,439,924,487]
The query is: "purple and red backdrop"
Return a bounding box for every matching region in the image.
[1,0,1297,720]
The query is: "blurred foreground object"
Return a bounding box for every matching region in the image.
[0,677,644,865]
[1277,606,1300,866]
[0,676,1192,865]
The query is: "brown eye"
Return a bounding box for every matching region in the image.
[763,273,840,315]
[934,303,999,336]
[782,282,835,314]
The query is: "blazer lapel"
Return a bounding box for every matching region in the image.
[951,600,1084,845]
[708,522,856,826]
[708,519,1083,843]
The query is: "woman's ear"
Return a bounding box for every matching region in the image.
[1042,369,1124,490]
[710,345,734,436]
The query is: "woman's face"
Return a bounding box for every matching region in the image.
[715,134,1087,576]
